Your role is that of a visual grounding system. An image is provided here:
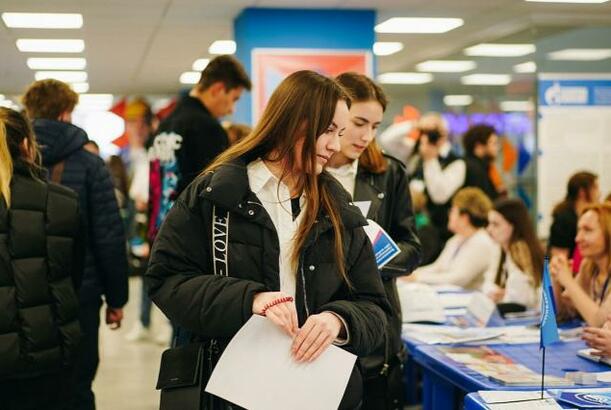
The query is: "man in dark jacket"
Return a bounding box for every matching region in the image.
[462,124,502,200]
[23,79,129,410]
[148,55,251,240]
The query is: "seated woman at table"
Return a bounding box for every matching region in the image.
[551,203,611,327]
[407,187,496,289]
[482,198,543,311]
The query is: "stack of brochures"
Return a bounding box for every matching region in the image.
[441,346,573,387]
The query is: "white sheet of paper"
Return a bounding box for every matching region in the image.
[479,391,561,410]
[439,293,473,308]
[205,315,357,410]
[353,200,371,218]
[597,371,611,383]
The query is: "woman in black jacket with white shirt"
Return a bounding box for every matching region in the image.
[146,70,390,409]
[327,72,422,410]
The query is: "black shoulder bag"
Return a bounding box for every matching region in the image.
[155,206,230,410]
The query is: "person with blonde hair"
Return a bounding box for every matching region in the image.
[551,203,611,326]
[23,78,128,410]
[484,198,544,310]
[409,187,496,289]
[0,107,81,409]
[146,71,390,409]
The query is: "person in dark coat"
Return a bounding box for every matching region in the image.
[0,107,82,410]
[326,72,422,410]
[462,124,503,200]
[146,71,391,410]
[22,79,129,410]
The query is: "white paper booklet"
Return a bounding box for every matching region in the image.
[205,315,356,410]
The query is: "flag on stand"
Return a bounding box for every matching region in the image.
[540,257,560,348]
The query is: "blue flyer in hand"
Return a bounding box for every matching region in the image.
[362,219,401,268]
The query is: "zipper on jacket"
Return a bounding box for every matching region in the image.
[299,255,310,318]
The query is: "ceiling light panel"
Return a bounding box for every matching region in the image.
[35,71,87,82]
[461,74,511,85]
[547,48,611,61]
[513,61,537,73]
[373,42,404,56]
[2,12,83,29]
[444,95,473,106]
[27,57,87,70]
[180,71,200,84]
[375,17,464,34]
[464,43,535,57]
[17,39,85,53]
[377,72,433,84]
[416,60,476,72]
[209,40,236,55]
[192,58,210,71]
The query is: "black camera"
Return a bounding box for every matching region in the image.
[420,128,442,144]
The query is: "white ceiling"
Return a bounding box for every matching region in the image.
[1,0,611,96]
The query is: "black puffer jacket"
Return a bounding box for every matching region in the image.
[146,157,391,357]
[34,119,128,308]
[353,154,422,370]
[0,164,82,380]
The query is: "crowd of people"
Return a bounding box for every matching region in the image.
[0,53,610,410]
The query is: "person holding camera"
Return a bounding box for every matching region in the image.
[410,113,465,248]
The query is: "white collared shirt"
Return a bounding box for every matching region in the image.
[247,159,304,297]
[326,159,359,197]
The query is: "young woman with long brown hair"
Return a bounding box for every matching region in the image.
[325,72,421,409]
[146,70,390,409]
[483,198,544,311]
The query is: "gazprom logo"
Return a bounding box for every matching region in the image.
[544,82,588,105]
[574,393,611,405]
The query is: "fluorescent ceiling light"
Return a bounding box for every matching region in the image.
[192,58,210,71]
[375,17,463,33]
[2,12,83,29]
[464,43,535,57]
[500,100,534,111]
[373,42,404,56]
[76,94,114,111]
[513,61,537,73]
[209,40,236,55]
[461,74,511,85]
[416,60,476,72]
[16,39,85,53]
[444,95,473,106]
[180,71,200,84]
[547,48,611,61]
[35,71,87,82]
[27,57,86,70]
[71,82,89,93]
[525,0,608,3]
[377,72,433,84]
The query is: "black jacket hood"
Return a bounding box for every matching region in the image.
[33,119,89,167]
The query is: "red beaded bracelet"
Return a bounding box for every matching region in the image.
[262,296,294,316]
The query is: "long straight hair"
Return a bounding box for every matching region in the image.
[553,171,598,216]
[205,71,352,284]
[0,107,41,206]
[579,203,611,277]
[493,198,544,287]
[335,72,388,174]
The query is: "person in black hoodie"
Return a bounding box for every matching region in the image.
[148,55,251,241]
[0,107,82,410]
[22,79,128,410]
[462,124,502,200]
[146,71,390,409]
[326,73,421,410]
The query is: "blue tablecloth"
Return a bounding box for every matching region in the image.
[412,340,611,410]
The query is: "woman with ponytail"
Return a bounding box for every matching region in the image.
[0,107,82,409]
[146,70,390,409]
